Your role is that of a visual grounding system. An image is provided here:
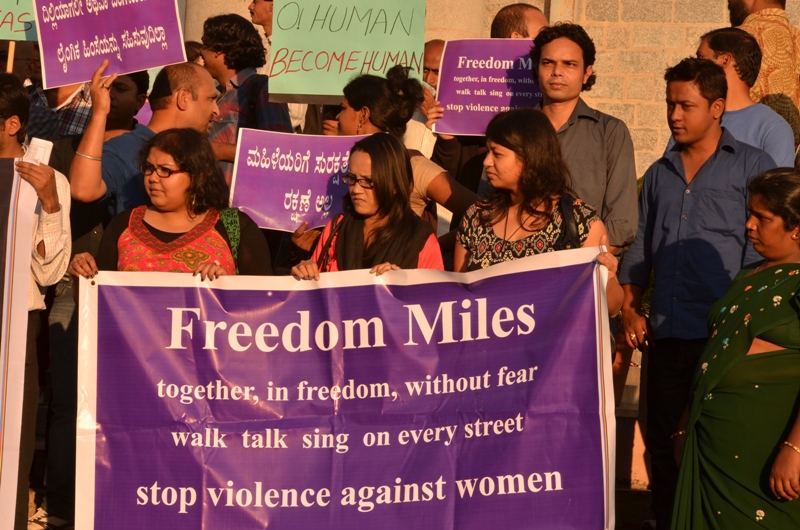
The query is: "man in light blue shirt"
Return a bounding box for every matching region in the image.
[696,27,793,166]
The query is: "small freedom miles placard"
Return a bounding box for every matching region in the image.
[433,39,543,136]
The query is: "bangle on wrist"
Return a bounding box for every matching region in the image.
[670,430,687,440]
[75,151,101,161]
[783,440,800,455]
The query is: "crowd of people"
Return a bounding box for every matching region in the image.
[2,0,800,529]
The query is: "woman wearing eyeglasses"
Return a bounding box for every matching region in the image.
[292,65,479,257]
[291,134,444,279]
[68,128,271,280]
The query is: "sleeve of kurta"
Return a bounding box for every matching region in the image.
[417,234,444,270]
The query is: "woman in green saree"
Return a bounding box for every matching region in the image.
[672,168,800,529]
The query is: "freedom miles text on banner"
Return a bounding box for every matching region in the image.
[0,160,43,528]
[433,39,543,136]
[268,0,425,103]
[32,0,186,89]
[230,130,368,232]
[75,249,615,529]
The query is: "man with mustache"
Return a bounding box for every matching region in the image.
[530,23,638,255]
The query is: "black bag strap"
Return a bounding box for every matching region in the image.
[554,193,581,251]
[316,214,344,272]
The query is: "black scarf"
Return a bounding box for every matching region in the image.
[334,212,434,271]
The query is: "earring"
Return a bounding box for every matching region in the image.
[356,122,362,135]
[793,232,800,240]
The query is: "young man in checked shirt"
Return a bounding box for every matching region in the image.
[200,13,292,185]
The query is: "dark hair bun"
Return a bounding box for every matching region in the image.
[387,65,424,118]
[344,65,424,139]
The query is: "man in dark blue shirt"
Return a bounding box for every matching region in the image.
[618,58,776,529]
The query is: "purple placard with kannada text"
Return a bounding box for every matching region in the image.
[32,0,186,89]
[231,129,368,232]
[76,251,615,529]
[433,39,542,136]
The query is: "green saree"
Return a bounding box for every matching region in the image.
[672,263,800,530]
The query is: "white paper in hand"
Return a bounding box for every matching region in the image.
[24,138,53,166]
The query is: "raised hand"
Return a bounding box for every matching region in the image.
[89,59,119,118]
[16,161,60,213]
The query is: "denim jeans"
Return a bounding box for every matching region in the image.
[646,338,706,529]
[45,277,77,520]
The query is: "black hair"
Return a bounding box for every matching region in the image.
[0,73,29,143]
[346,133,418,260]
[123,70,150,97]
[184,41,203,63]
[201,14,266,71]
[342,65,423,139]
[530,22,597,90]
[664,57,727,105]
[484,108,574,226]
[138,128,229,215]
[748,168,800,231]
[700,27,761,88]
[490,3,544,39]
[149,63,202,111]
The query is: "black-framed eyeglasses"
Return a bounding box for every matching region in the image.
[141,162,182,178]
[342,174,374,189]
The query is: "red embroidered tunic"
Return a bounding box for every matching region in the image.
[117,206,236,274]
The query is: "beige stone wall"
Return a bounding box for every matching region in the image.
[569,0,800,175]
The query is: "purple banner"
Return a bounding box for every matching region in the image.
[76,250,615,529]
[231,129,368,232]
[32,0,186,89]
[433,39,542,136]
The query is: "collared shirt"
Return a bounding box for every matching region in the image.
[102,124,156,217]
[537,98,638,250]
[28,86,60,142]
[666,104,793,167]
[208,68,292,183]
[29,82,93,139]
[29,168,71,311]
[739,8,800,145]
[619,128,776,340]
